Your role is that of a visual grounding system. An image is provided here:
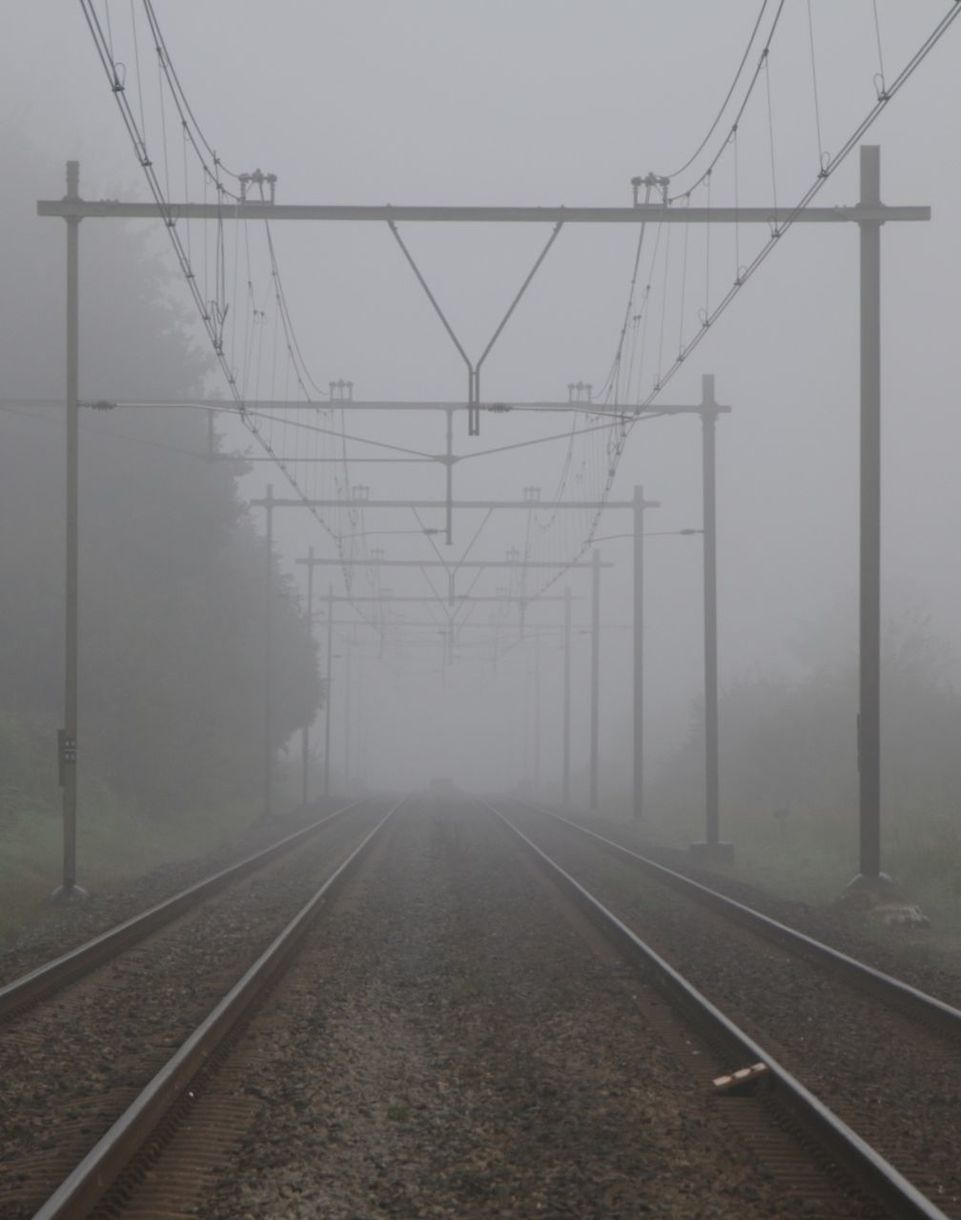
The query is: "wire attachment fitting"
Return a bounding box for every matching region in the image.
[239,169,278,203]
[630,172,670,207]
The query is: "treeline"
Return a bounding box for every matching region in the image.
[0,140,320,817]
[650,612,961,824]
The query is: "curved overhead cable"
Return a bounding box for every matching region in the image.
[667,0,790,202]
[655,0,773,182]
[573,1,961,593]
[77,0,388,608]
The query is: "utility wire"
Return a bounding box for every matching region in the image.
[79,0,377,604]
[580,1,960,591]
[668,0,790,202]
[634,0,961,415]
[655,0,772,181]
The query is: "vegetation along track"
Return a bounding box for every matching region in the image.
[0,797,393,1219]
[491,797,961,1218]
[15,797,932,1219]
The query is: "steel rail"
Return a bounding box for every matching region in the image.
[31,798,401,1220]
[484,800,950,1220]
[0,797,372,1020]
[514,799,961,1042]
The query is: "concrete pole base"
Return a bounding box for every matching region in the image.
[50,883,89,903]
[688,840,735,864]
[843,871,897,895]
[840,872,930,926]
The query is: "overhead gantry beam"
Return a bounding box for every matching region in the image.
[37,200,930,225]
[251,498,644,510]
[295,558,613,569]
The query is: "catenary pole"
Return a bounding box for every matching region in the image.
[324,585,334,798]
[859,146,883,881]
[590,548,601,811]
[633,485,645,821]
[344,638,352,792]
[444,407,454,544]
[55,160,82,899]
[634,376,726,852]
[262,485,274,820]
[563,586,572,806]
[533,630,541,795]
[701,380,720,850]
[301,545,314,806]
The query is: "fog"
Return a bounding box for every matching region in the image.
[3,2,961,831]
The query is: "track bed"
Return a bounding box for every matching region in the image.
[0,802,387,1219]
[93,799,874,1219]
[499,799,961,1217]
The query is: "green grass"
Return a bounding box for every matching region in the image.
[0,780,260,941]
[600,795,961,933]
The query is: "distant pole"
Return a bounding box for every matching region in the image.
[262,484,274,820]
[701,376,720,847]
[590,547,601,811]
[356,647,367,788]
[344,639,352,792]
[562,586,572,806]
[858,145,883,881]
[633,485,645,821]
[301,544,314,806]
[55,160,83,899]
[323,585,333,798]
[445,407,454,545]
[533,630,541,795]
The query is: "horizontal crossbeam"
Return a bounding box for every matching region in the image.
[313,595,571,604]
[114,398,728,415]
[38,200,931,224]
[318,618,599,630]
[0,396,727,417]
[254,497,642,510]
[296,557,612,569]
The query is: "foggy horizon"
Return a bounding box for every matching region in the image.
[3,2,961,804]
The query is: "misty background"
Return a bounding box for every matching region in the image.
[2,3,961,889]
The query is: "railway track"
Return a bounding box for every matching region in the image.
[0,797,395,1219]
[489,797,961,1218]
[507,797,961,1036]
[28,802,401,1220]
[6,796,949,1219]
[0,796,371,1021]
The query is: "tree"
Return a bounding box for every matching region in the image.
[0,137,321,816]
[651,607,961,824]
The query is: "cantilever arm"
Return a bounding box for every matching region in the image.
[476,221,563,372]
[387,220,472,373]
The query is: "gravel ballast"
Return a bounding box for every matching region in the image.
[506,802,961,1218]
[133,798,873,1220]
[0,803,386,1220]
[579,810,961,1009]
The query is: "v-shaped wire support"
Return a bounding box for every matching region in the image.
[387,219,564,435]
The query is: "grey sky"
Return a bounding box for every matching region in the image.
[4,3,960,795]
